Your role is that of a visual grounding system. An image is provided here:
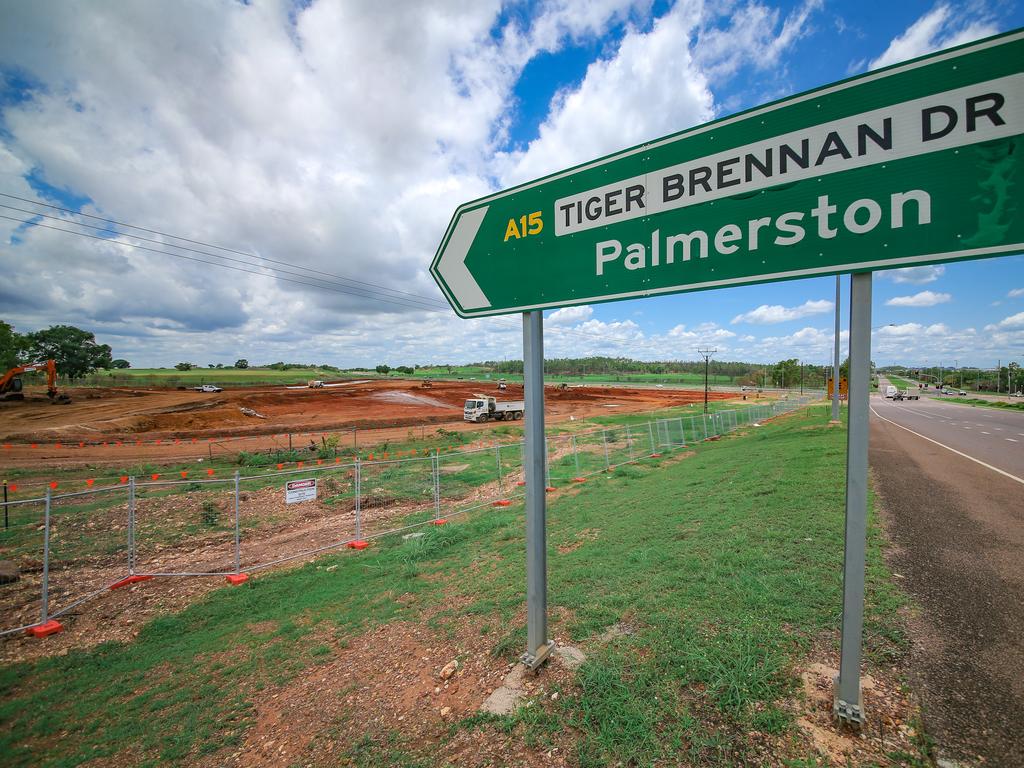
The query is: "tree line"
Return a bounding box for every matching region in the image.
[1,320,120,379]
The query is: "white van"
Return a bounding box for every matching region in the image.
[884,385,898,399]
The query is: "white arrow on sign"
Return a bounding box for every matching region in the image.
[436,206,490,310]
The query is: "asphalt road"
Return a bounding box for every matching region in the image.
[870,386,1024,766]
[872,390,1024,479]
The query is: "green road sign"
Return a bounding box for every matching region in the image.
[431,30,1024,318]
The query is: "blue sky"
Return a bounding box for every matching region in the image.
[0,1,1022,369]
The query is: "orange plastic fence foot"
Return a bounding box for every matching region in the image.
[26,620,63,638]
[225,573,249,586]
[347,540,369,549]
[545,486,556,493]
[431,519,448,526]
[109,575,154,590]
[515,480,526,486]
[650,453,662,458]
[572,477,586,483]
[492,500,512,507]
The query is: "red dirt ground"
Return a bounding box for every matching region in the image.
[0,379,738,469]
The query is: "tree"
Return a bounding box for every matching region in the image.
[21,325,113,379]
[110,359,131,369]
[0,321,24,371]
[175,362,193,371]
[375,365,391,375]
[234,359,249,369]
[772,359,800,388]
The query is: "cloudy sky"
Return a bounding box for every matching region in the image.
[1,0,1022,369]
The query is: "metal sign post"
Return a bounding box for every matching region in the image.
[430,30,1023,712]
[521,310,553,669]
[835,271,872,724]
[832,276,842,422]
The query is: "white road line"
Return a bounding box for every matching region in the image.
[981,431,991,435]
[871,407,1024,486]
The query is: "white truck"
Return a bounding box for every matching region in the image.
[464,395,524,422]
[884,385,898,399]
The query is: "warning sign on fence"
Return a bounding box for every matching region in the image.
[285,478,317,504]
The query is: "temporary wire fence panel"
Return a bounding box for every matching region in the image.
[495,442,525,494]
[0,497,47,635]
[438,446,507,517]
[47,486,130,616]
[134,478,237,577]
[362,455,437,529]
[0,398,824,634]
[570,429,611,478]
[241,463,358,571]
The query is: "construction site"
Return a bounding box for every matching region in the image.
[0,377,736,468]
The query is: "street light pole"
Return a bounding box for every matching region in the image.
[697,347,716,414]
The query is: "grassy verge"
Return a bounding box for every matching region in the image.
[934,396,1024,412]
[0,406,910,766]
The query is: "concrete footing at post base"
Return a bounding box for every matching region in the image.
[26,620,63,638]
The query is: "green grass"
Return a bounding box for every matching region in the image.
[886,375,915,390]
[935,396,1024,412]
[0,405,912,766]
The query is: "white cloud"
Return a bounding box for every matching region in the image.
[496,3,714,185]
[1009,288,1024,298]
[869,3,999,70]
[881,265,947,284]
[985,312,1024,331]
[547,305,594,326]
[885,291,952,307]
[731,299,833,325]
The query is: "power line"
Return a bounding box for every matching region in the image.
[0,213,452,313]
[1,201,730,359]
[0,203,448,312]
[0,191,450,307]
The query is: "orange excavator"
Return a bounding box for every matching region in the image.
[0,359,71,403]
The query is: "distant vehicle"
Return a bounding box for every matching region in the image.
[884,385,898,399]
[1011,391,1022,398]
[497,378,508,391]
[308,380,324,388]
[958,390,967,396]
[194,384,223,393]
[464,395,524,422]
[893,390,919,401]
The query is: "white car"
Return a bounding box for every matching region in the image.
[195,384,223,393]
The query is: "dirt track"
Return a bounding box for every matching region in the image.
[0,379,736,468]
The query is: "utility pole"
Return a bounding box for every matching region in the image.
[697,347,716,414]
[800,360,804,395]
[998,359,1001,393]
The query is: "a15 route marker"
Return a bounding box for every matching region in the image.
[433,32,1022,317]
[432,29,1024,725]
